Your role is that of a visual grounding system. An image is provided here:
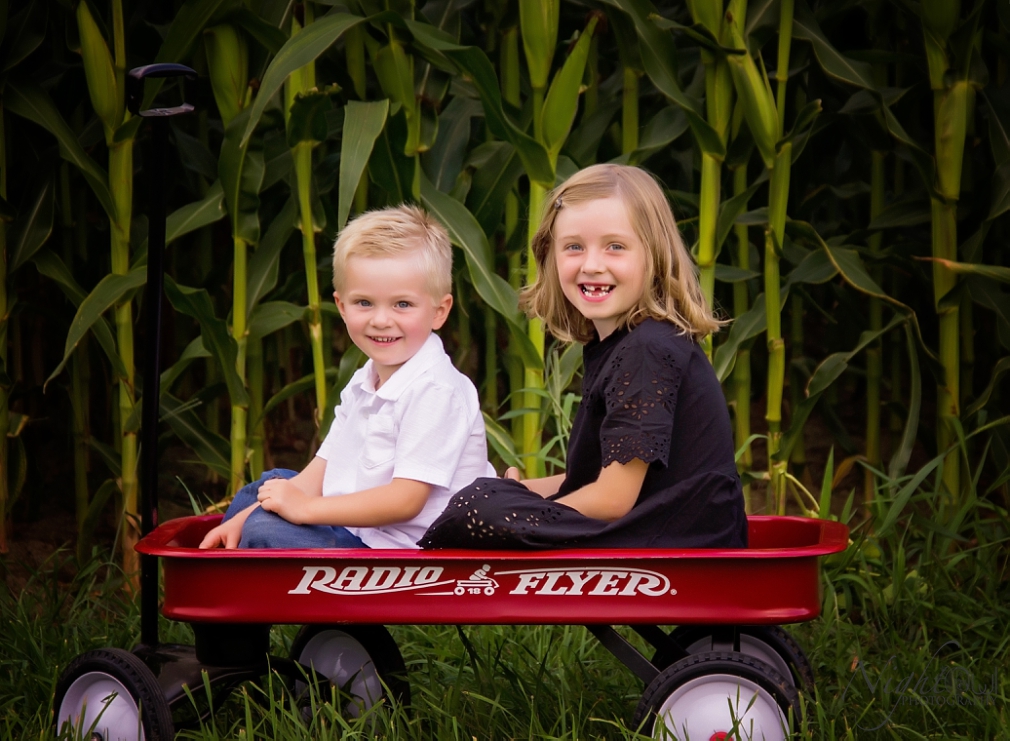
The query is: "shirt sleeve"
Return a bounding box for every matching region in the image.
[392,382,470,488]
[599,336,681,467]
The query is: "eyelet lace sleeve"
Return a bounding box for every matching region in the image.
[599,341,680,467]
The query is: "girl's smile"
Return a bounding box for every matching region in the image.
[553,196,648,338]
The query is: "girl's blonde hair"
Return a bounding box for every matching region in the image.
[332,204,452,300]
[520,164,721,343]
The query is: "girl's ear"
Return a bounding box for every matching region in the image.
[432,293,453,330]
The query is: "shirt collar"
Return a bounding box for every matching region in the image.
[357,332,447,400]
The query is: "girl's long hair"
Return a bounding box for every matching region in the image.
[520,164,722,343]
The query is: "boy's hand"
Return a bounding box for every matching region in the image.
[199,516,244,549]
[257,478,312,524]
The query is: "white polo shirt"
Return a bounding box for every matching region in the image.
[316,332,493,548]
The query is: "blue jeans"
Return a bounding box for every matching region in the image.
[222,469,369,549]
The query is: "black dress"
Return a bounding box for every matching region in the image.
[419,319,748,549]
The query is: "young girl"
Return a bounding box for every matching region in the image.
[419,164,747,549]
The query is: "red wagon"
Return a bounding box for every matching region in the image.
[56,512,847,740]
[53,65,849,741]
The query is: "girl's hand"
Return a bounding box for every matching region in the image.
[257,478,312,524]
[504,467,521,481]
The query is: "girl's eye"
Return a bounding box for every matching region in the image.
[562,243,583,252]
[607,242,625,251]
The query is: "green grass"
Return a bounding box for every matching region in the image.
[3,470,1008,740]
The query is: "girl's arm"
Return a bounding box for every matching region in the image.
[553,458,648,521]
[258,476,432,527]
[504,468,566,498]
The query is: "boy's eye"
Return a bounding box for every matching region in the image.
[396,301,412,309]
[356,299,371,307]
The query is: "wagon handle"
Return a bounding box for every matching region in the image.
[131,63,197,651]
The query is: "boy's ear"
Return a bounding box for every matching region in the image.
[431,293,453,330]
[333,292,346,318]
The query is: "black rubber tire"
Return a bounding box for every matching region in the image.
[634,651,800,739]
[653,625,815,691]
[290,625,410,713]
[54,647,174,741]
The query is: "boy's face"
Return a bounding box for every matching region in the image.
[335,255,452,386]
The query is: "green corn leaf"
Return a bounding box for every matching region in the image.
[618,106,690,166]
[601,0,725,158]
[220,107,265,245]
[879,105,941,202]
[715,175,764,255]
[983,90,1010,167]
[160,337,210,397]
[241,12,372,148]
[407,24,555,186]
[726,44,778,167]
[420,172,542,370]
[164,276,249,407]
[783,248,838,289]
[878,453,943,537]
[867,197,932,229]
[483,412,523,471]
[76,0,120,136]
[423,96,482,193]
[540,18,597,160]
[46,267,147,387]
[1,0,46,74]
[964,357,1010,419]
[228,7,288,55]
[777,313,906,462]
[136,181,227,265]
[249,301,306,340]
[31,248,124,380]
[89,438,121,479]
[374,40,416,115]
[8,175,54,273]
[160,393,232,480]
[338,99,388,231]
[792,0,876,90]
[884,327,925,478]
[144,0,231,110]
[5,78,115,221]
[264,367,337,421]
[918,257,1010,284]
[369,124,410,204]
[466,141,524,239]
[713,295,767,382]
[988,162,1010,221]
[248,196,298,313]
[714,265,760,282]
[566,99,621,166]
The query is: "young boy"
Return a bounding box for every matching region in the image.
[200,204,491,549]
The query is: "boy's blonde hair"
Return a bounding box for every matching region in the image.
[520,164,721,343]
[332,204,452,300]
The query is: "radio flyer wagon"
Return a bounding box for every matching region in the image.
[56,514,848,740]
[53,66,849,741]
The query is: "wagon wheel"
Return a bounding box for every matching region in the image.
[290,625,410,716]
[652,625,815,691]
[54,648,174,741]
[634,651,799,740]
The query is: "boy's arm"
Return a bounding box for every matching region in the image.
[257,477,433,527]
[198,458,328,549]
[552,458,648,521]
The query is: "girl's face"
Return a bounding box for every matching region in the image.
[553,195,648,339]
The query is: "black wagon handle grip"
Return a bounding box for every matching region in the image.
[126,63,198,116]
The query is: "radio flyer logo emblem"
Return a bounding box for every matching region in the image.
[289,564,677,598]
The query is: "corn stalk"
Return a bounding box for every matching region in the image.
[922,0,971,503]
[77,0,143,581]
[286,7,331,436]
[0,105,8,554]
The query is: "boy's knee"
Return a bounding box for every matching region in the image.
[239,508,282,549]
